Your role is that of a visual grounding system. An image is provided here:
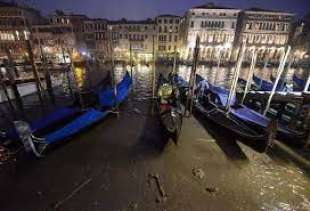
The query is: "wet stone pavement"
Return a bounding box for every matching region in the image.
[0,64,309,211]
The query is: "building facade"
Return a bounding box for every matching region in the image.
[108,19,155,62]
[180,3,240,62]
[83,18,108,61]
[0,2,303,65]
[30,11,88,63]
[290,13,310,63]
[0,2,44,60]
[155,15,181,59]
[235,8,294,62]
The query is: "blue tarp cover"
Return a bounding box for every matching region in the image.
[98,72,132,107]
[45,109,108,144]
[230,105,292,135]
[31,107,80,132]
[293,74,309,91]
[196,75,235,107]
[195,76,294,136]
[172,74,189,88]
[231,106,269,127]
[253,75,285,91]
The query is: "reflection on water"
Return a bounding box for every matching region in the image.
[177,64,309,89]
[110,63,309,99]
[241,147,310,211]
[114,63,155,98]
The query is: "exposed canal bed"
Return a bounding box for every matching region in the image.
[0,63,309,210]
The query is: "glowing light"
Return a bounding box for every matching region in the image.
[23,30,29,40]
[223,42,232,49]
[74,67,85,88]
[71,50,82,61]
[0,67,6,74]
[15,31,20,40]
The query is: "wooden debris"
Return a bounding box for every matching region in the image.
[148,173,167,203]
[54,178,92,209]
[192,168,205,180]
[205,186,219,195]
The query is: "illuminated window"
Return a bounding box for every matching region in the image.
[231,22,235,29]
[174,35,178,42]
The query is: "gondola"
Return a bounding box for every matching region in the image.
[253,74,286,91]
[194,79,270,152]
[97,71,132,107]
[195,77,307,147]
[293,74,310,92]
[156,74,183,142]
[10,72,132,157]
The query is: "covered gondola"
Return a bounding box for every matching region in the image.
[97,72,132,107]
[195,77,307,147]
[195,79,270,152]
[11,72,132,157]
[293,74,310,92]
[253,75,286,91]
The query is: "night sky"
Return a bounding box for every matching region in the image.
[19,0,310,19]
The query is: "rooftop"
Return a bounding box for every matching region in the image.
[0,1,17,7]
[156,14,181,18]
[108,18,154,25]
[49,10,88,19]
[0,1,41,14]
[245,7,293,15]
[193,2,236,10]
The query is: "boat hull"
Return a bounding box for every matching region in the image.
[195,102,269,153]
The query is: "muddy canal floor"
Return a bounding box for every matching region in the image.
[0,97,309,211]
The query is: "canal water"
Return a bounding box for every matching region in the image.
[112,63,308,98]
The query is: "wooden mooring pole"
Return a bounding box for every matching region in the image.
[304,108,310,149]
[25,39,44,107]
[62,48,74,98]
[186,35,200,117]
[5,48,24,114]
[39,43,55,105]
